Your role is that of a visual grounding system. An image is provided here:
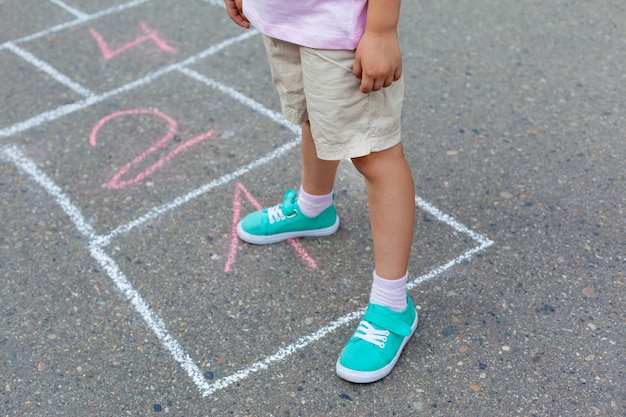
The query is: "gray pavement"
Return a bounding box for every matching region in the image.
[1,0,624,416]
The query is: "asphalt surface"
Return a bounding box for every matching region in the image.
[1,1,624,416]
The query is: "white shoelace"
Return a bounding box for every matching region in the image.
[355,321,390,348]
[267,205,286,224]
[267,204,298,224]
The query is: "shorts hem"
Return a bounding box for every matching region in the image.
[315,134,402,161]
[283,106,308,126]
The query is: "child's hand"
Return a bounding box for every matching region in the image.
[224,0,250,28]
[353,30,402,93]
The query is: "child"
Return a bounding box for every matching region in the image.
[224,0,417,383]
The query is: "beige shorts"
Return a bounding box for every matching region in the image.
[261,35,404,160]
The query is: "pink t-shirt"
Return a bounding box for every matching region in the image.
[243,0,368,50]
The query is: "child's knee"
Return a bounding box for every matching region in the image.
[351,154,377,178]
[351,145,406,179]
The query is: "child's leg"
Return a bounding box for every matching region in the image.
[301,121,339,195]
[335,142,417,384]
[236,121,341,245]
[351,142,415,279]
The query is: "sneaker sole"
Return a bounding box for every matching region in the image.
[236,216,340,245]
[335,312,418,384]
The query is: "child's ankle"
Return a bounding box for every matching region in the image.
[297,185,333,217]
[369,270,408,312]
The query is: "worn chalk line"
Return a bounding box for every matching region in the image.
[203,0,226,8]
[47,0,90,20]
[4,42,94,97]
[178,67,299,133]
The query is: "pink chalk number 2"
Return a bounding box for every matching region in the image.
[90,109,215,190]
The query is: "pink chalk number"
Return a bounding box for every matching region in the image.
[89,21,175,60]
[90,109,215,189]
[225,182,318,273]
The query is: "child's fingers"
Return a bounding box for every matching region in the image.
[224,0,250,28]
[359,72,374,93]
[353,57,363,80]
[361,73,398,93]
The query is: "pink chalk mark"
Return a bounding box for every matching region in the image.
[90,109,215,189]
[224,182,318,273]
[89,21,175,60]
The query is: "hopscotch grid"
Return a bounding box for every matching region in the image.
[0,3,494,398]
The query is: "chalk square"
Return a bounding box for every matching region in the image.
[10,70,296,234]
[0,49,85,128]
[189,34,282,122]
[103,155,479,380]
[16,0,244,94]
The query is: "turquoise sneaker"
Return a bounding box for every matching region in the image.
[237,189,340,245]
[336,294,418,383]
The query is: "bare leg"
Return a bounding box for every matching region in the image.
[351,142,415,279]
[301,121,340,194]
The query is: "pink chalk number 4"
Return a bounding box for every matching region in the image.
[225,182,318,273]
[89,21,175,60]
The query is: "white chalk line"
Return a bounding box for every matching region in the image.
[47,0,90,19]
[0,145,214,396]
[88,243,212,394]
[203,0,226,8]
[0,30,259,139]
[204,309,365,396]
[4,43,94,97]
[0,0,153,49]
[415,195,493,249]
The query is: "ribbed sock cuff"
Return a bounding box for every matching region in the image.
[297,185,333,218]
[369,270,408,312]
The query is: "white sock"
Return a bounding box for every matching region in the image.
[297,186,333,218]
[369,270,408,312]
